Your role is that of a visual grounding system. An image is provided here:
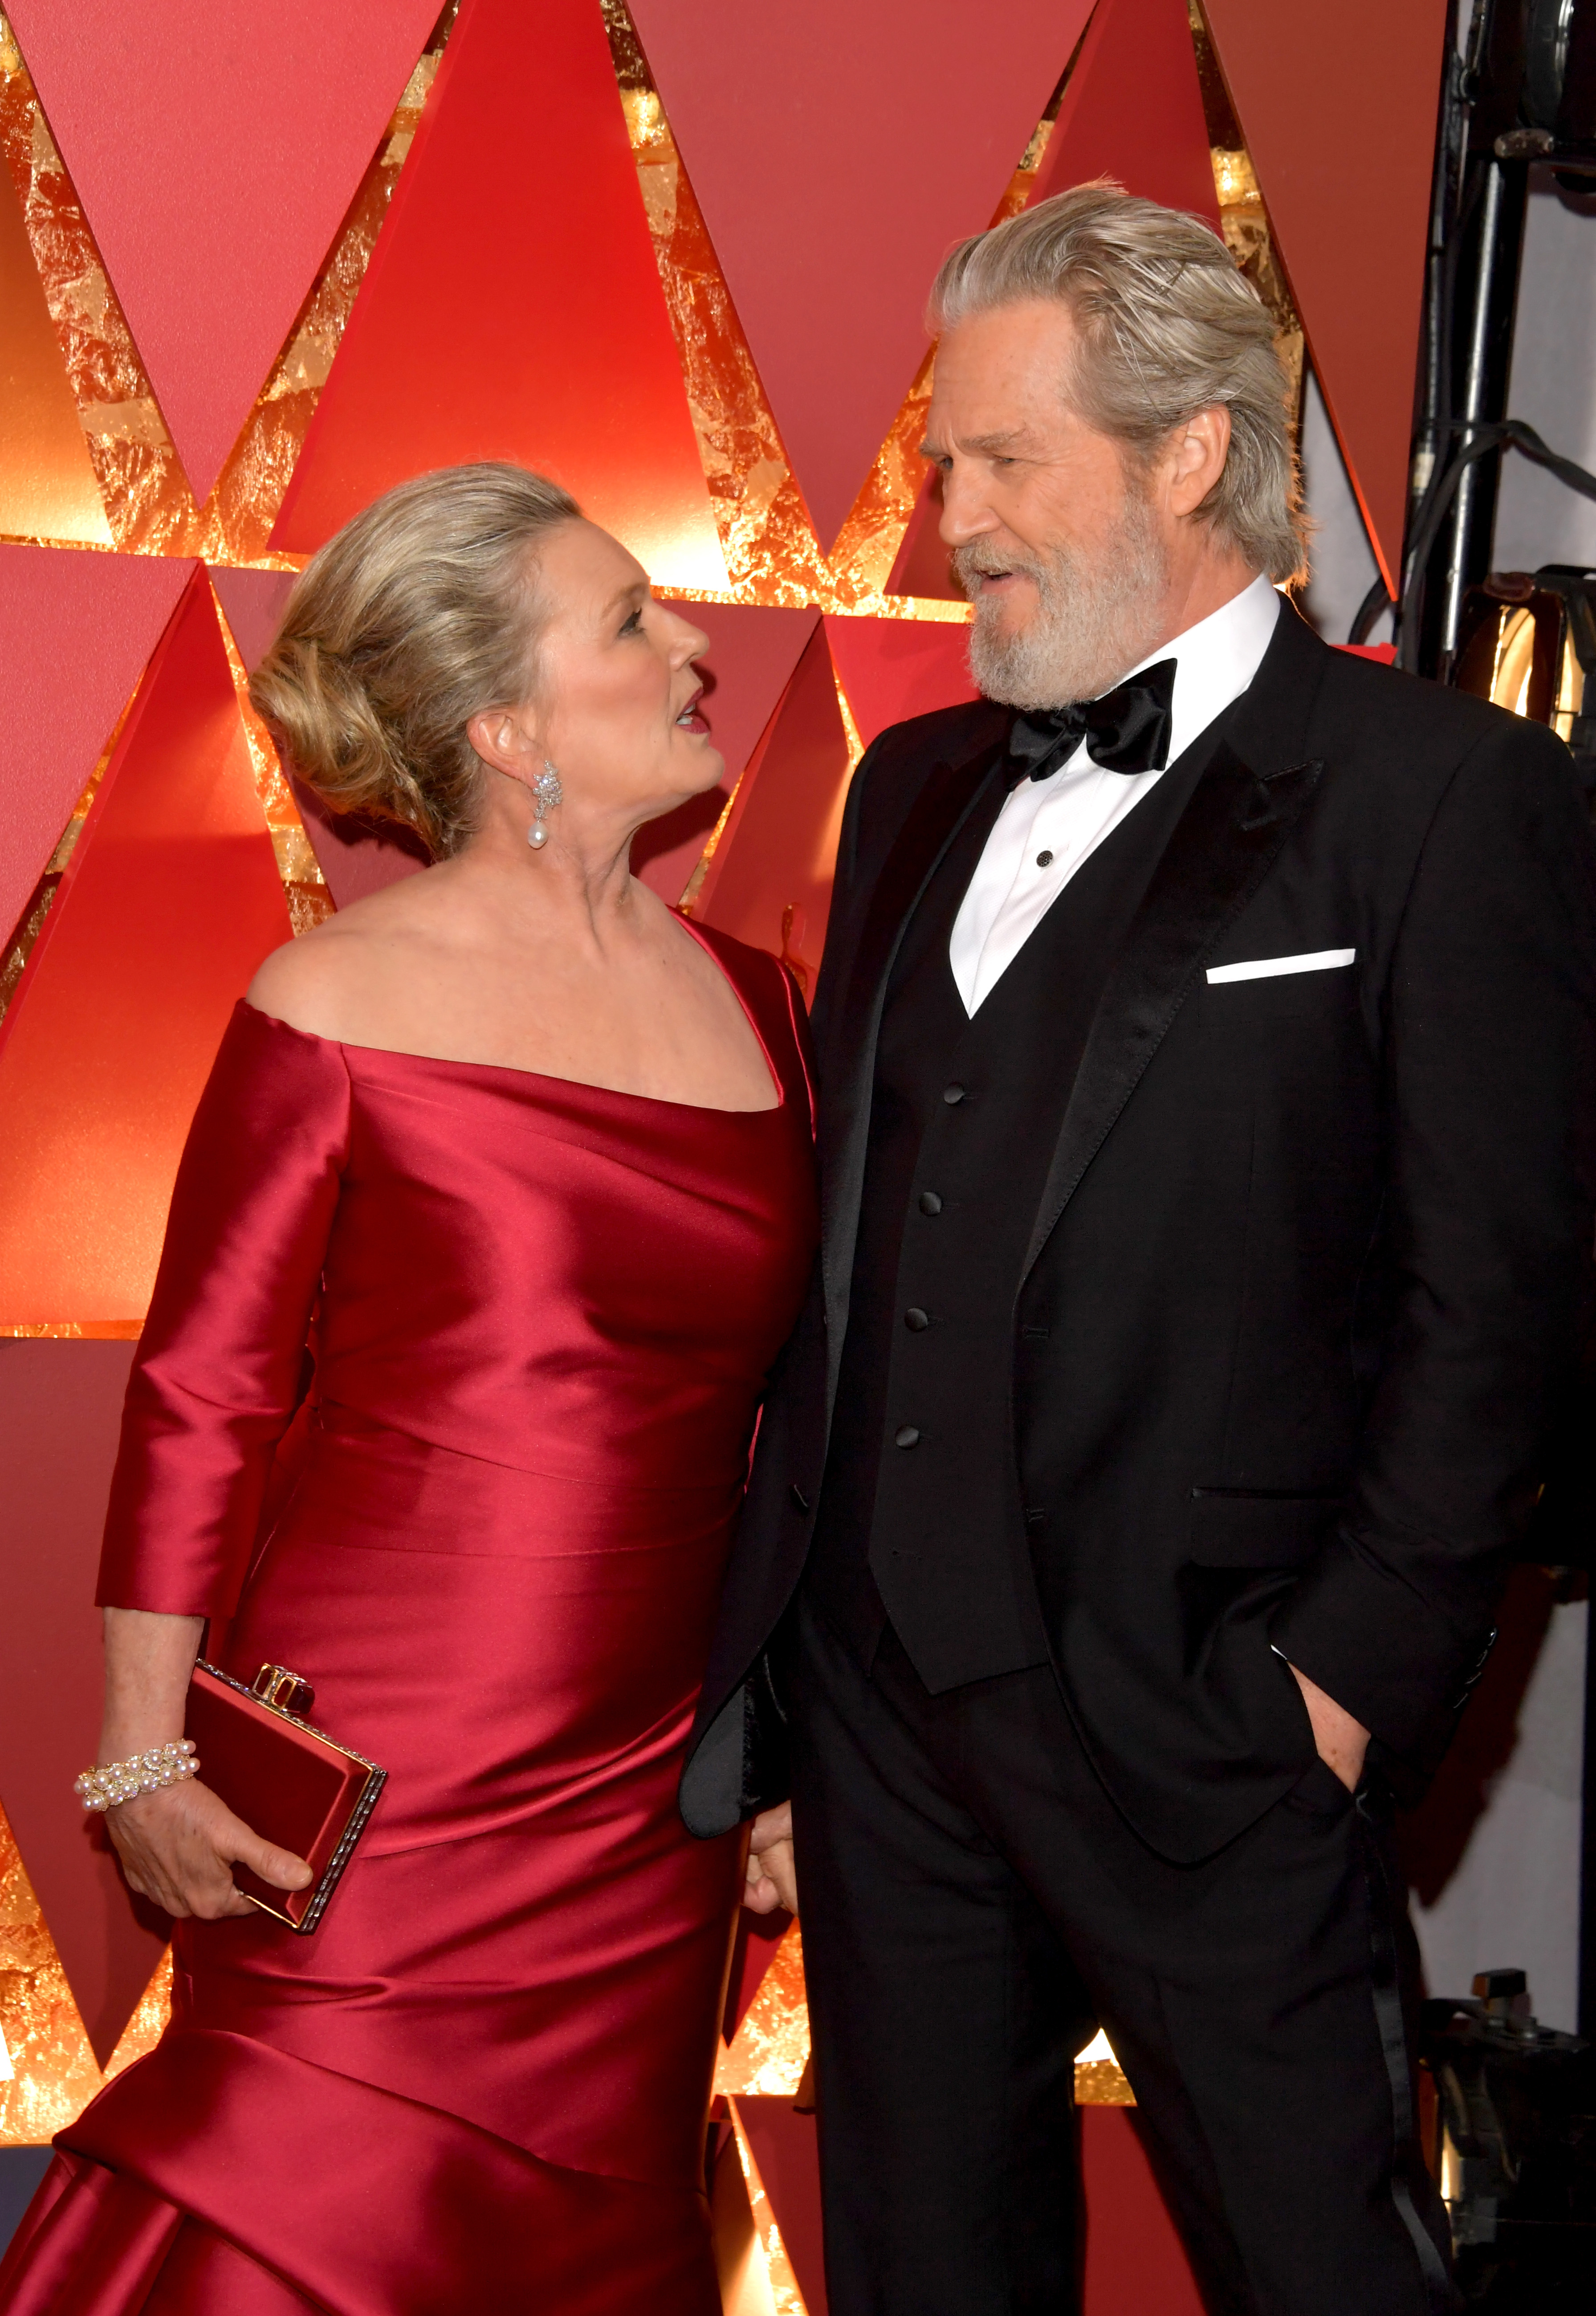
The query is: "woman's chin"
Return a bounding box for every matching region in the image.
[675,733,725,791]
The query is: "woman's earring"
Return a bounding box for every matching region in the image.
[528,761,563,850]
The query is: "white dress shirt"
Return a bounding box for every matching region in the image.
[949,574,1282,1014]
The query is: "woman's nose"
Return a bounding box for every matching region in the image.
[673,623,709,665]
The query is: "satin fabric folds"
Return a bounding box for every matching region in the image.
[0,921,818,2316]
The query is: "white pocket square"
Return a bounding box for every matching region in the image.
[1206,948,1356,985]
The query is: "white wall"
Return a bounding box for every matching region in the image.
[1296,367,1391,647]
[1410,1601,1587,2033]
[1494,174,1596,575]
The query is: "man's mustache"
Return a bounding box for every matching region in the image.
[951,543,1053,593]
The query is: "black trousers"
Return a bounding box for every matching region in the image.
[789,1596,1457,2316]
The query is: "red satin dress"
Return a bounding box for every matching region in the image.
[0,921,817,2316]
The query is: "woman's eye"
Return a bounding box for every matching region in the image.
[620,608,643,635]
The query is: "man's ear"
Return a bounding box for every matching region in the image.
[1167,404,1232,519]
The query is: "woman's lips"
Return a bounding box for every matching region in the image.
[675,690,709,734]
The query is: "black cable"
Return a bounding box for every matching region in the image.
[1399,418,1596,670]
[1348,574,1393,647]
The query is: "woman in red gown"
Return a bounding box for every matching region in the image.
[0,465,817,2314]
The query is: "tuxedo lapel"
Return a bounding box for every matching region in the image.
[1021,608,1333,1280]
[822,737,1009,1411]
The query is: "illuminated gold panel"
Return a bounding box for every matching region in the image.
[102,1945,172,2082]
[0,1799,102,2145]
[0,679,132,1034]
[0,18,450,567]
[1189,3,1304,428]
[715,1922,810,2098]
[1075,2028,1137,2106]
[712,2112,782,2316]
[0,118,108,545]
[729,2098,809,2316]
[606,0,978,623]
[214,587,332,937]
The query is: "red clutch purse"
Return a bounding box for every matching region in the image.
[184,1662,386,1933]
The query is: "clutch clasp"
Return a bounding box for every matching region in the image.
[252,1663,315,1716]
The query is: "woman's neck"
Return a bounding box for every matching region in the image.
[441,803,649,950]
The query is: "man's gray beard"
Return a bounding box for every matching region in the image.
[958,497,1171,709]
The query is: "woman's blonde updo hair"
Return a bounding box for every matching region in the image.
[250,462,580,858]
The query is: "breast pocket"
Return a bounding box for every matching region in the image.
[1196,966,1359,1034]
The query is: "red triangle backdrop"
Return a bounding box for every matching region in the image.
[736,2098,829,2316]
[272,0,727,594]
[0,1339,162,2066]
[0,548,195,942]
[208,567,296,679]
[1030,0,1219,226]
[825,617,977,752]
[0,573,291,1326]
[7,0,441,506]
[635,604,820,905]
[692,626,852,988]
[628,0,1095,548]
[890,0,1218,604]
[1203,0,1449,591]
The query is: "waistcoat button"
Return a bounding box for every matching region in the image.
[894,1425,920,1449]
[942,1083,966,1105]
[903,1307,928,1331]
[918,1190,943,1215]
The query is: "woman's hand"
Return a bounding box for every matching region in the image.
[742,1802,797,1916]
[96,1605,309,1920]
[105,1779,313,1920]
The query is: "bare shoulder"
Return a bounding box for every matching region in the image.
[246,872,444,1040]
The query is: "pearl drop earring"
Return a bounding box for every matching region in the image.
[528,762,563,850]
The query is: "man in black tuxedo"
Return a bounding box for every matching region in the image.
[682,186,1596,2313]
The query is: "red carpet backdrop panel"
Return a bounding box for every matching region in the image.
[0,572,291,1328]
[5,0,443,506]
[627,0,1096,548]
[271,0,728,592]
[1202,0,1450,590]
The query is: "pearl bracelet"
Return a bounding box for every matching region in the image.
[74,1739,200,1813]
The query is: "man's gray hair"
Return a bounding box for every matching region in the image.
[928,182,1308,585]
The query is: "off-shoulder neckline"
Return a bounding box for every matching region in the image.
[240,917,786,1117]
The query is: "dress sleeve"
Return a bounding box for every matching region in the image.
[98,1002,351,1620]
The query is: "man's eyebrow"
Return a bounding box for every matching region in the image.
[917,429,1034,458]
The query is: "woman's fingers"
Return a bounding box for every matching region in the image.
[220,1821,313,1892]
[102,1781,298,1919]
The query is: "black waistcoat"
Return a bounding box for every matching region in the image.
[806,738,1217,1693]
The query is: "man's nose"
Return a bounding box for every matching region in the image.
[937,465,998,547]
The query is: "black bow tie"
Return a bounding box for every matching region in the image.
[1007,658,1177,783]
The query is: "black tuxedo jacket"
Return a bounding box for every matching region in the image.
[681,603,1596,1860]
